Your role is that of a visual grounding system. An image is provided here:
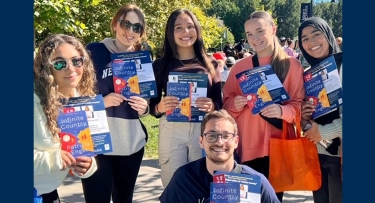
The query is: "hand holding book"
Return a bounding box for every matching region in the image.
[195,97,214,113]
[158,96,180,113]
[233,95,247,111]
[103,93,127,108]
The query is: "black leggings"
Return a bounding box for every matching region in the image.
[81,147,144,203]
[242,156,284,202]
[40,189,60,203]
[313,154,342,203]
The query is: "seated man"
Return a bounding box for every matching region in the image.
[159,109,280,203]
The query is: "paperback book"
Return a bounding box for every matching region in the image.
[303,55,343,119]
[168,72,208,122]
[235,65,290,115]
[111,51,158,98]
[61,95,113,155]
[165,82,192,122]
[213,171,261,203]
[58,110,95,158]
[111,60,140,99]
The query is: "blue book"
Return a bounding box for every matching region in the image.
[58,111,96,158]
[166,82,192,122]
[235,65,290,115]
[210,182,241,203]
[63,95,113,155]
[111,51,158,98]
[213,171,261,202]
[168,72,209,122]
[111,60,140,99]
[303,55,342,119]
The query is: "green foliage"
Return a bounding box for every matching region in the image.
[34,0,342,54]
[140,115,159,158]
[34,0,224,50]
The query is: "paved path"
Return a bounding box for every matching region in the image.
[58,159,313,203]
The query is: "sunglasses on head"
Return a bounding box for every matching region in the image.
[50,57,85,71]
[119,20,143,34]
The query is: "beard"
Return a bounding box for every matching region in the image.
[206,151,233,165]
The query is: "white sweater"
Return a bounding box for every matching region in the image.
[34,93,97,195]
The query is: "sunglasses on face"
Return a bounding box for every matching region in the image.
[119,20,143,34]
[50,57,85,71]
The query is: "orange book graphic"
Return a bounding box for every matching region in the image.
[128,75,141,94]
[179,97,191,118]
[318,88,330,108]
[257,84,272,102]
[77,127,94,151]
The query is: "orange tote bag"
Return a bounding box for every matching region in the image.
[269,109,321,193]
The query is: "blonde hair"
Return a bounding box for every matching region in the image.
[247,11,290,82]
[34,34,97,137]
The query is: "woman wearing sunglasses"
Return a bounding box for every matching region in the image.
[149,9,222,188]
[80,4,149,203]
[34,34,98,203]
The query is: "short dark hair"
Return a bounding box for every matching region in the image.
[200,109,238,136]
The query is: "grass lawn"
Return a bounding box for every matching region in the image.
[140,115,159,159]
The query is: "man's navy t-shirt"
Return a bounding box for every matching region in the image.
[159,158,280,203]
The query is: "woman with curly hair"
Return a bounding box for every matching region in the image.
[34,34,98,203]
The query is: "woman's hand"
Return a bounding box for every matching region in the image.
[60,150,76,171]
[103,93,126,108]
[195,97,214,113]
[127,96,149,115]
[158,96,180,112]
[260,104,282,118]
[302,101,315,120]
[72,156,92,176]
[233,95,247,111]
[303,121,322,144]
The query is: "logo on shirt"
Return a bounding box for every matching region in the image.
[102,62,112,79]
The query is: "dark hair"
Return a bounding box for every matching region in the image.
[158,9,214,76]
[200,109,238,136]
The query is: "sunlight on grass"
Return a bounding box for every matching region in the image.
[140,115,159,159]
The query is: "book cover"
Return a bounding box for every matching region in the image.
[112,60,140,99]
[168,72,209,122]
[111,51,158,98]
[63,95,113,155]
[58,111,96,158]
[303,55,343,119]
[213,171,261,203]
[166,82,192,122]
[235,65,290,115]
[210,182,241,203]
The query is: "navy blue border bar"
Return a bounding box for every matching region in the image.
[0,0,34,201]
[342,0,374,202]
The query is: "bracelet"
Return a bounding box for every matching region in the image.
[155,103,163,115]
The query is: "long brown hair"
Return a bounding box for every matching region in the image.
[159,9,215,77]
[110,4,147,51]
[34,34,97,137]
[247,11,290,83]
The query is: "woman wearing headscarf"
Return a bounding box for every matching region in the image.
[298,17,342,203]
